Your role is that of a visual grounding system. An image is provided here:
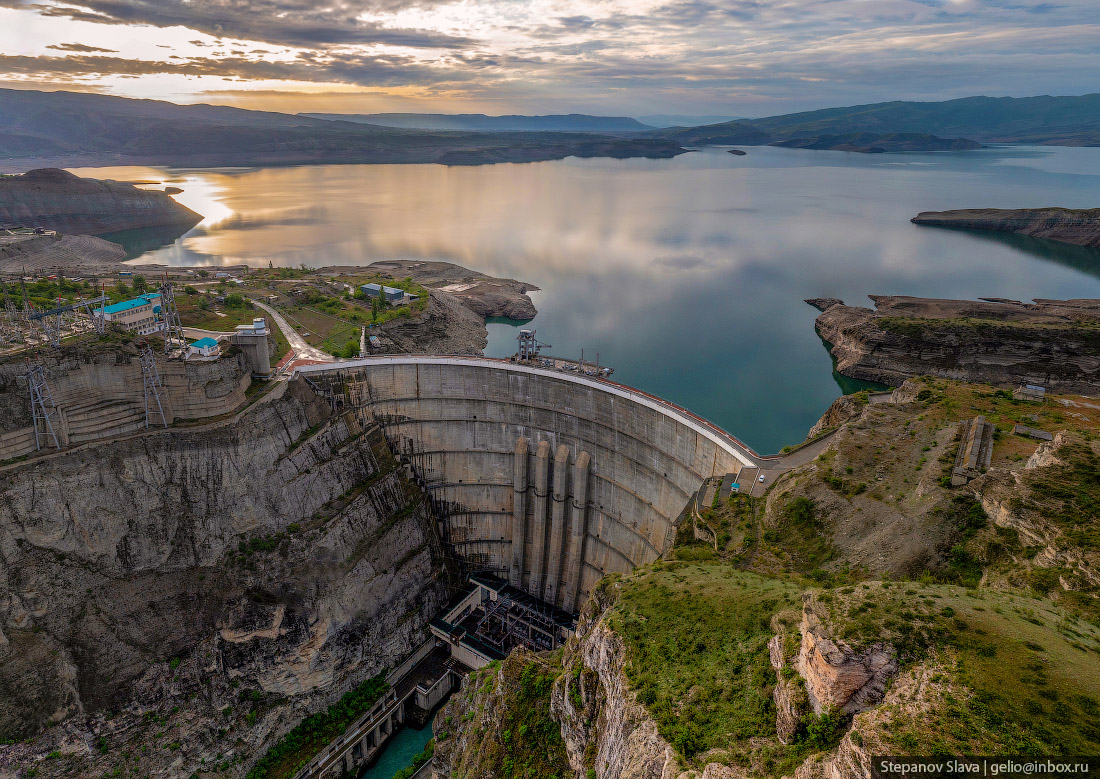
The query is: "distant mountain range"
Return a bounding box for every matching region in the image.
[1,90,1099,170]
[637,115,744,128]
[662,94,1100,148]
[0,89,683,168]
[301,112,652,133]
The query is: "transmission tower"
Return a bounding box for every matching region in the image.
[139,345,168,428]
[158,279,185,355]
[0,281,16,342]
[19,276,31,322]
[24,364,60,450]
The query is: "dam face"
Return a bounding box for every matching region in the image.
[299,357,756,611]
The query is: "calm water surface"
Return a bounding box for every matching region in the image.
[71,145,1100,452]
[358,721,432,779]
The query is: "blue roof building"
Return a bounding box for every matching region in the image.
[94,293,163,336]
[189,336,221,357]
[360,283,404,302]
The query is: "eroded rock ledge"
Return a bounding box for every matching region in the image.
[912,207,1100,248]
[810,295,1100,393]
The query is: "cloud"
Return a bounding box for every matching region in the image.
[0,0,1099,113]
[45,42,118,52]
[3,1,474,48]
[0,51,477,88]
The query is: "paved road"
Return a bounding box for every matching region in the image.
[252,301,333,363]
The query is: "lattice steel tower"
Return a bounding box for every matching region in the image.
[24,364,60,450]
[139,345,168,428]
[158,280,185,355]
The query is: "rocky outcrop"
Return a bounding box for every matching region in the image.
[360,259,539,321]
[552,618,679,779]
[378,289,490,355]
[912,207,1100,248]
[807,393,867,439]
[0,168,200,235]
[768,632,809,743]
[810,296,1100,392]
[0,378,448,777]
[797,601,897,715]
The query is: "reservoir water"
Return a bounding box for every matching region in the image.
[358,721,432,779]
[72,145,1100,453]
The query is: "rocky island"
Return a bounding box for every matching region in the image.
[809,294,1100,392]
[912,207,1100,248]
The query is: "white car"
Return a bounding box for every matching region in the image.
[758,475,766,483]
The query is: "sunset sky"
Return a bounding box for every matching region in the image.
[0,0,1098,117]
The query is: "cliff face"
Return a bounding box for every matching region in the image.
[912,207,1100,248]
[0,378,448,777]
[0,168,200,234]
[811,296,1100,392]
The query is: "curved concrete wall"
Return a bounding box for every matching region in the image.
[298,357,757,611]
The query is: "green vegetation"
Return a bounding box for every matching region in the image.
[389,740,434,779]
[444,654,570,779]
[764,496,835,572]
[609,565,812,774]
[246,674,388,779]
[1016,437,1100,550]
[820,582,1100,755]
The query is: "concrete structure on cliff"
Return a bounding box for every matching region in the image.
[297,356,759,612]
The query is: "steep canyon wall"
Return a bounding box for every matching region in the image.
[0,378,448,776]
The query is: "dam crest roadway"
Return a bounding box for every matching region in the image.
[295,355,825,612]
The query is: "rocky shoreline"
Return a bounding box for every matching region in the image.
[912,207,1100,248]
[320,259,539,357]
[809,295,1100,393]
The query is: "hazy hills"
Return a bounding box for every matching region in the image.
[301,112,651,132]
[2,89,1099,170]
[0,89,684,167]
[664,93,1100,148]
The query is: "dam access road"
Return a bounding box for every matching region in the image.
[294,355,833,610]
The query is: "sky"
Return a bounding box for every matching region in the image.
[0,0,1097,117]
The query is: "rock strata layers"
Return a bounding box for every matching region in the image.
[912,207,1100,248]
[811,295,1100,392]
[0,377,447,777]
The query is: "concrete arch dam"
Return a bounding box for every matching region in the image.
[297,357,758,612]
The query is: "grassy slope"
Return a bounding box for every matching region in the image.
[609,564,811,775]
[817,581,1100,754]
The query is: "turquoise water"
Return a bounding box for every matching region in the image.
[73,145,1100,453]
[358,721,433,779]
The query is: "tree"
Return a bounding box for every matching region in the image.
[224,293,248,309]
[183,286,198,295]
[197,270,209,278]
